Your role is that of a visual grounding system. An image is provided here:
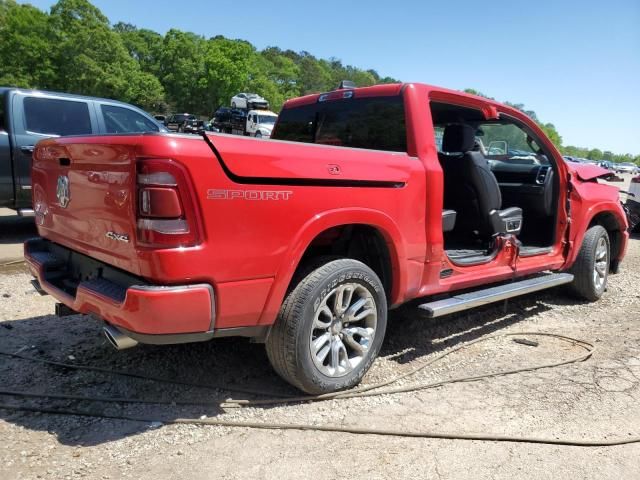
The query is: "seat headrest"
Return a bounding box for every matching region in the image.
[442,124,476,153]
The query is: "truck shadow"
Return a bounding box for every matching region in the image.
[0,213,37,245]
[0,290,564,447]
[383,295,553,365]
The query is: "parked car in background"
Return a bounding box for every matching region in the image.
[165,113,204,134]
[598,160,613,170]
[625,175,640,232]
[238,110,278,138]
[563,155,581,163]
[211,108,278,137]
[616,162,639,174]
[211,106,243,133]
[0,87,165,215]
[231,92,269,110]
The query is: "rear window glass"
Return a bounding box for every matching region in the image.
[272,95,407,153]
[24,97,92,136]
[101,104,159,134]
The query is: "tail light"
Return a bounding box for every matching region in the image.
[632,176,640,183]
[136,159,202,248]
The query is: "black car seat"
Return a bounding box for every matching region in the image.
[439,124,522,238]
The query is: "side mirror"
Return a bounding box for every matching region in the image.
[487,140,508,155]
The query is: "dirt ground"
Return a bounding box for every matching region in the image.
[0,209,37,264]
[1,190,639,479]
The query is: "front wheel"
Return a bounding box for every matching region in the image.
[266,259,387,394]
[567,225,610,301]
[255,131,262,139]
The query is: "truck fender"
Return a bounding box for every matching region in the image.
[564,201,629,269]
[257,208,410,326]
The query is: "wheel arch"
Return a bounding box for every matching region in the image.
[567,204,628,273]
[257,209,409,326]
[588,211,625,273]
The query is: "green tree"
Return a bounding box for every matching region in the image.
[297,54,333,94]
[114,22,163,76]
[0,0,54,87]
[203,36,256,112]
[47,0,164,110]
[463,88,494,99]
[158,29,207,113]
[538,123,562,148]
[587,148,603,160]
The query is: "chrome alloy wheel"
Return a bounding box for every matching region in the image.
[593,236,609,292]
[309,283,377,377]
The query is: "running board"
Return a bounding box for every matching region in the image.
[419,273,574,318]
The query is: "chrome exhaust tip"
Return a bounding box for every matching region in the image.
[103,324,138,350]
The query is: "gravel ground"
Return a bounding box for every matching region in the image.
[1,216,639,478]
[0,209,37,263]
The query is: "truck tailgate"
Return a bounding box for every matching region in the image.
[32,140,141,274]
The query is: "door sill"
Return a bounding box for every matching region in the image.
[445,248,497,266]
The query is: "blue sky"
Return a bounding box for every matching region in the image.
[22,0,640,155]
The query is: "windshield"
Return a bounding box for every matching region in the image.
[258,115,276,124]
[476,122,549,165]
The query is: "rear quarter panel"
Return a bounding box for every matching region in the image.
[135,135,428,327]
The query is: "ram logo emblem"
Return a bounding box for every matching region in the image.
[56,175,70,208]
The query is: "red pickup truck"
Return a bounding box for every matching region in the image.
[25,83,628,394]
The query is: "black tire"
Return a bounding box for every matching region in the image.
[266,259,387,394]
[567,225,610,301]
[231,102,237,109]
[255,132,262,139]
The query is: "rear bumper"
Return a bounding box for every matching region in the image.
[24,238,215,338]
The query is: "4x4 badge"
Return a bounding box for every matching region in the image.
[56,175,70,208]
[106,231,130,243]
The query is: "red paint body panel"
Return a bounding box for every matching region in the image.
[566,162,615,182]
[25,248,213,334]
[28,83,628,339]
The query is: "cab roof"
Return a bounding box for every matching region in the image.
[281,82,521,120]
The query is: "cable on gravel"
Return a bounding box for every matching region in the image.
[2,331,638,447]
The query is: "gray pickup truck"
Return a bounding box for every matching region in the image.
[0,88,164,215]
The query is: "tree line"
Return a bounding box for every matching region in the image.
[1,0,637,163]
[0,0,395,115]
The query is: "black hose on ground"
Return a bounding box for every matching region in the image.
[222,332,594,406]
[1,403,639,447]
[2,332,636,447]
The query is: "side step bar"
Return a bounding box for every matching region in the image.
[419,273,574,318]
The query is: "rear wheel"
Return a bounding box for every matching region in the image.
[266,259,387,394]
[567,225,610,301]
